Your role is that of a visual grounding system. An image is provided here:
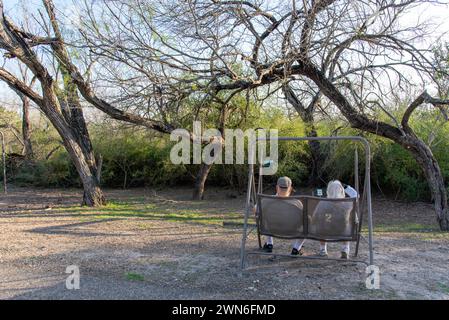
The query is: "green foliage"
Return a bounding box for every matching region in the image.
[92,127,190,188]
[373,141,429,201]
[371,109,449,201]
[4,98,449,203]
[0,107,23,154]
[12,151,78,187]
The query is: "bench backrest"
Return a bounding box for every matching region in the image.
[257,194,358,241]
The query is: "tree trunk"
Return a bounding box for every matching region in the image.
[304,120,322,186]
[96,153,103,184]
[41,85,105,207]
[58,126,105,206]
[404,136,449,230]
[55,120,105,206]
[192,163,212,200]
[21,96,33,159]
[41,81,105,207]
[82,177,104,206]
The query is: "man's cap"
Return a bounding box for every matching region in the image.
[277,176,292,189]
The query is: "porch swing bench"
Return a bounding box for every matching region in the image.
[239,136,375,269]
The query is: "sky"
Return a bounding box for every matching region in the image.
[1,0,449,114]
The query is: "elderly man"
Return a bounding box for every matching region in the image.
[259,176,306,256]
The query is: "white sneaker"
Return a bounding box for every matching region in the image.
[318,248,328,257]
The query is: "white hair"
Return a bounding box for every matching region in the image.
[326,180,345,199]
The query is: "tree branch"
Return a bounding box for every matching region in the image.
[0,67,43,107]
[402,91,449,130]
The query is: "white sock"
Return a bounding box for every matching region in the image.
[319,243,327,252]
[292,239,305,250]
[341,242,350,254]
[266,236,273,245]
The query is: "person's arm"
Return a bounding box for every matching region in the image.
[344,185,358,198]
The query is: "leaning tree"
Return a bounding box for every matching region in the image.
[79,0,449,228]
[0,0,106,205]
[0,0,187,204]
[11,0,448,228]
[169,0,449,229]
[53,0,261,200]
[3,0,229,201]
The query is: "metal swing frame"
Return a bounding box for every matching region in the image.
[239,136,374,269]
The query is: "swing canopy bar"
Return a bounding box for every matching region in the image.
[240,136,374,269]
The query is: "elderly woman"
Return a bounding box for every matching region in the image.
[311,180,358,259]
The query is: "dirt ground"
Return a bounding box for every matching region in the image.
[1,186,449,300]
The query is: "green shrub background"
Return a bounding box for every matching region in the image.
[2,106,448,202]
